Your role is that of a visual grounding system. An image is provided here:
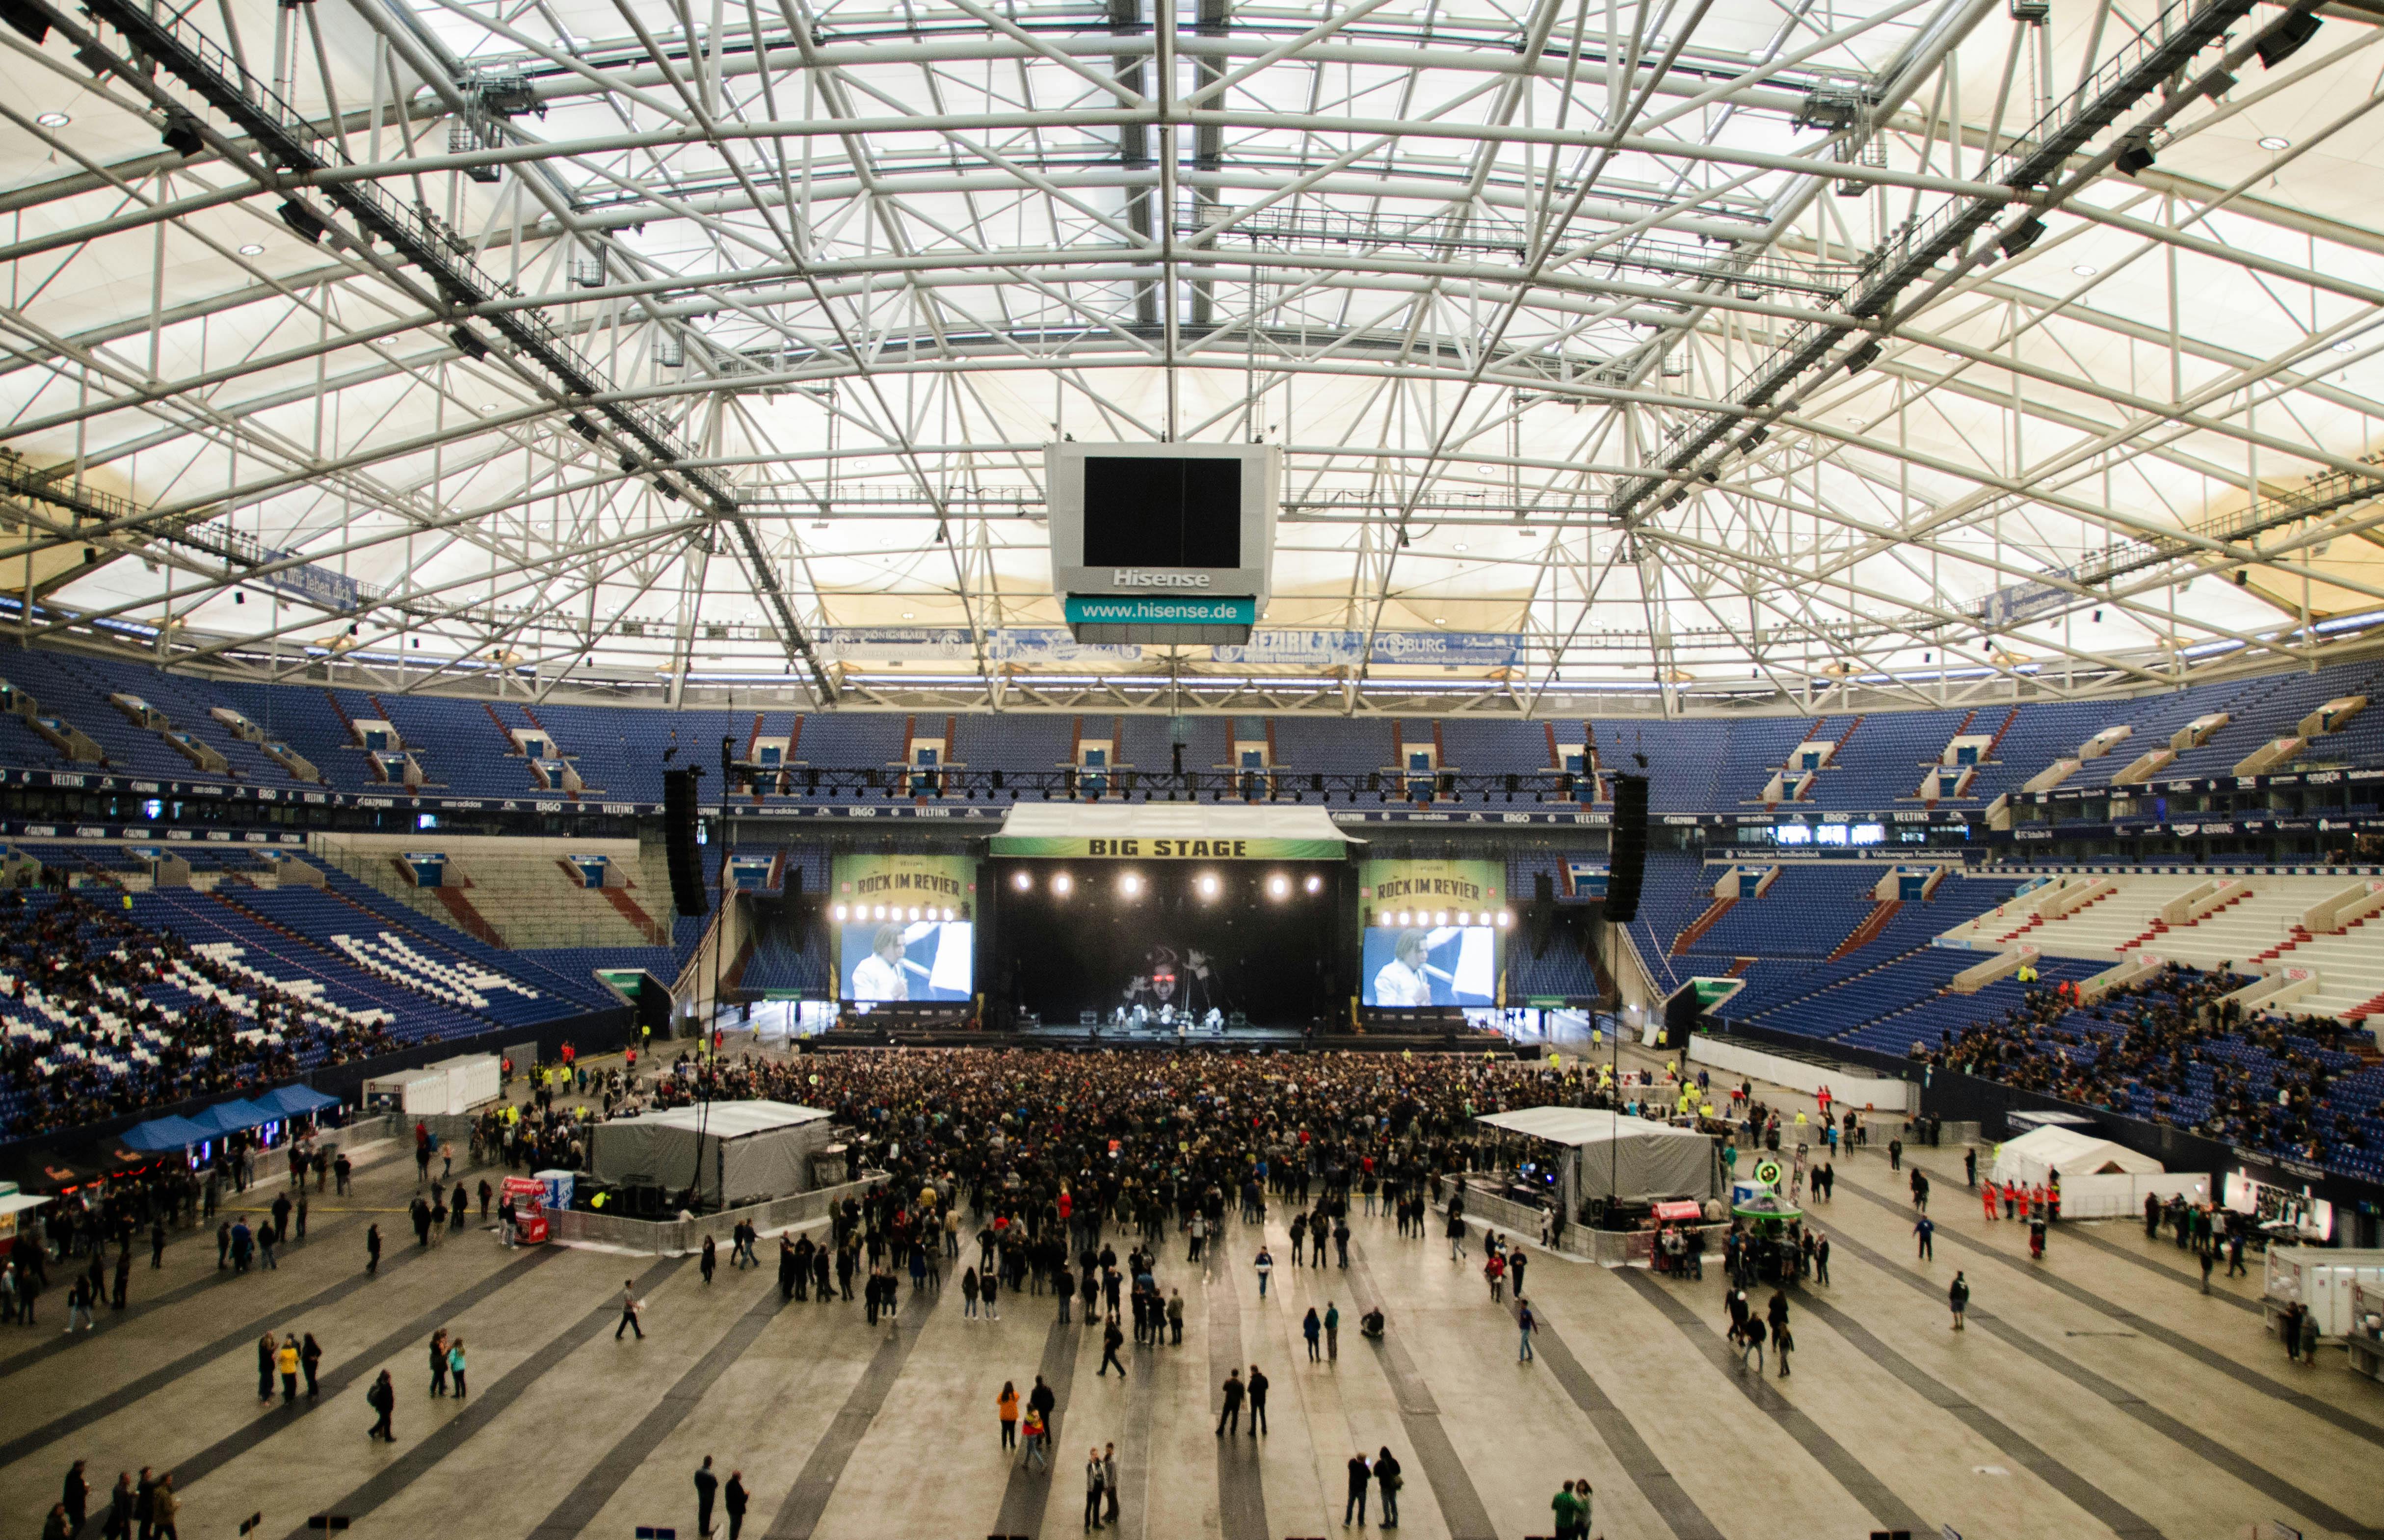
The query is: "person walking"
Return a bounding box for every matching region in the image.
[1814,1232,1830,1287]
[1216,1368,1245,1435]
[998,1381,1020,1449]
[1254,1247,1273,1300]
[102,1472,130,1540]
[366,1224,382,1277]
[1508,1248,1528,1299]
[2199,1248,2215,1294]
[1948,1271,1969,1331]
[694,1457,719,1538]
[1021,1407,1049,1472]
[1374,1448,1402,1528]
[1324,1301,1340,1361]
[1343,1452,1371,1527]
[723,1472,747,1540]
[1083,1448,1106,1531]
[62,1460,88,1538]
[1246,1365,1269,1434]
[1774,1320,1794,1378]
[1913,1214,1934,1261]
[366,1371,395,1441]
[148,1477,176,1540]
[617,1280,644,1340]
[1099,1318,1127,1378]
[1302,1307,1322,1362]
[1484,1251,1506,1302]
[1517,1297,1537,1362]
[1739,1313,1767,1374]
[701,1237,717,1286]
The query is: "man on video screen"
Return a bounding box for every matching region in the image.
[1372,928,1433,1007]
[850,923,910,1004]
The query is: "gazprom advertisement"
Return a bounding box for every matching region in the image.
[1357,858,1506,1008]
[831,852,976,1007]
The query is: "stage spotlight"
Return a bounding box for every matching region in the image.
[1434,911,1449,926]
[1458,911,1471,926]
[1197,873,1220,899]
[1267,874,1289,899]
[1012,871,1032,891]
[1375,910,1394,926]
[908,906,922,921]
[873,904,888,920]
[832,904,848,921]
[1395,911,1411,927]
[1497,910,1513,927]
[1052,873,1073,897]
[1304,874,1322,895]
[1120,872,1142,897]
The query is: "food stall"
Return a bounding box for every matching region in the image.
[2349,1282,2384,1384]
[501,1174,550,1244]
[0,1181,50,1257]
[1730,1189,1807,1286]
[2264,1246,2384,1343]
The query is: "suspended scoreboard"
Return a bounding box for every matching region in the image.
[1046,442,1279,642]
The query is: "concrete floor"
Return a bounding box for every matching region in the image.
[6,1072,2384,1540]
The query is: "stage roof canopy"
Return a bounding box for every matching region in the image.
[991,802,1361,858]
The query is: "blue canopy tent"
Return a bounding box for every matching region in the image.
[187,1099,272,1135]
[119,1115,210,1152]
[254,1085,339,1118]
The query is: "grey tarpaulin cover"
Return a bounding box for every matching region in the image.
[1475,1107,1717,1204]
[590,1101,833,1206]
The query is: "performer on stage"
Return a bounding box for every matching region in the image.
[1372,929,1434,1007]
[851,924,911,1004]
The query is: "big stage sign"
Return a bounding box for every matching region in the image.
[990,832,1346,859]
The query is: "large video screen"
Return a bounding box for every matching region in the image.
[1356,857,1506,1008]
[1082,456,1243,568]
[1362,925,1498,1008]
[831,851,977,1008]
[838,918,975,1006]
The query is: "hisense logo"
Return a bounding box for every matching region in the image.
[1113,570,1211,588]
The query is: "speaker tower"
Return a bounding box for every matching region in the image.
[1606,772,1648,923]
[662,767,710,917]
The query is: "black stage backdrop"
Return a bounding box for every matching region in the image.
[990,859,1346,1026]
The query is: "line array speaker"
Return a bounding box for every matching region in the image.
[662,767,710,917]
[1606,772,1649,923]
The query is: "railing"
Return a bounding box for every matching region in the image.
[545,1171,883,1255]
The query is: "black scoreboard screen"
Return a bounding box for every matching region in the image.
[1081,456,1244,569]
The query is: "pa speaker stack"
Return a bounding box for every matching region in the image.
[1607,772,1649,923]
[662,767,710,917]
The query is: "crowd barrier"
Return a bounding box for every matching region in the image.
[544,1172,883,1256]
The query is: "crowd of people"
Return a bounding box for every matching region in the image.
[1915,961,2377,1168]
[0,890,397,1139]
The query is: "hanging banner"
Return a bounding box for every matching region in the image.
[830,852,977,1004]
[1207,631,1525,668]
[819,627,1145,665]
